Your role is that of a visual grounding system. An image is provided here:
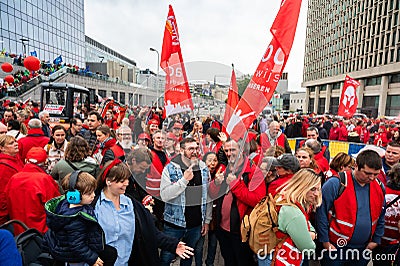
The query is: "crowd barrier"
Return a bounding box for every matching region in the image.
[288,138,368,158]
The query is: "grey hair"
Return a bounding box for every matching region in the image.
[305,139,321,154]
[39,110,49,119]
[28,118,42,129]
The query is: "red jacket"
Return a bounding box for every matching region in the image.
[267,173,294,197]
[374,132,388,147]
[259,132,287,152]
[328,171,384,243]
[18,128,50,162]
[338,124,348,141]
[209,158,266,231]
[329,127,340,140]
[314,151,329,173]
[5,163,60,235]
[0,153,24,224]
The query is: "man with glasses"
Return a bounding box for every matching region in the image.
[66,118,83,141]
[209,138,265,266]
[81,111,103,154]
[316,150,386,265]
[160,137,211,266]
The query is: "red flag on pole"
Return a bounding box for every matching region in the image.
[222,67,239,133]
[160,5,194,117]
[338,75,359,118]
[226,0,302,140]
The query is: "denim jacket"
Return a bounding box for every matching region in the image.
[160,159,212,227]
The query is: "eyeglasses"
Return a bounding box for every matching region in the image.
[185,147,199,151]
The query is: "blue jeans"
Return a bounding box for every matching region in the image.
[194,230,218,266]
[160,224,202,266]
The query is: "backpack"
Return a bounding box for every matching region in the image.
[0,220,51,266]
[241,193,287,256]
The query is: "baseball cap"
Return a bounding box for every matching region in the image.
[147,119,159,126]
[26,147,47,164]
[271,154,300,172]
[173,122,183,129]
[138,132,151,141]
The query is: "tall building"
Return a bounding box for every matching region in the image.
[303,0,400,117]
[0,0,85,66]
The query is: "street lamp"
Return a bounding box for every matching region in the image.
[20,38,29,57]
[120,64,124,82]
[149,47,160,108]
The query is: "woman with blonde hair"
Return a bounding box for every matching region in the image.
[258,168,322,266]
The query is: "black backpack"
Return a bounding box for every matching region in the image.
[0,220,52,266]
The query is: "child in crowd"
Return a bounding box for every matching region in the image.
[43,171,116,266]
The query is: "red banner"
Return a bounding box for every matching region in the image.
[222,67,240,133]
[338,75,359,118]
[227,0,302,140]
[160,5,193,117]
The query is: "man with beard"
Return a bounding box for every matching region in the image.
[116,126,134,155]
[259,120,292,153]
[146,130,169,228]
[81,111,102,154]
[209,138,265,266]
[125,148,153,202]
[160,137,211,266]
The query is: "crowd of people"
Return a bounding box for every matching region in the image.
[0,98,399,266]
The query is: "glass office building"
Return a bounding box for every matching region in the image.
[0,0,85,66]
[303,0,400,117]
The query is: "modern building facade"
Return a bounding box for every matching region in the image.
[0,0,85,66]
[303,0,400,117]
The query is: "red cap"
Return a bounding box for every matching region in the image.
[393,127,399,132]
[172,122,183,129]
[138,132,151,141]
[147,119,159,126]
[26,147,47,164]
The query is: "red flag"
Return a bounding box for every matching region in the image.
[338,75,359,118]
[222,68,239,133]
[160,5,194,117]
[227,0,302,140]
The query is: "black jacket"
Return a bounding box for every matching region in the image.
[43,196,104,265]
[92,192,180,266]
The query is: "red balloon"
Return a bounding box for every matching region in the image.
[23,56,41,71]
[4,75,15,84]
[1,62,13,73]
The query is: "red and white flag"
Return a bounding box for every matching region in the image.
[226,0,302,140]
[222,67,240,133]
[160,5,194,117]
[338,75,359,118]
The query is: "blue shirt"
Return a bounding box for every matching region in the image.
[316,176,385,248]
[94,191,135,266]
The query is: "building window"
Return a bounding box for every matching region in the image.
[120,92,125,104]
[386,95,400,116]
[389,73,400,83]
[329,97,339,114]
[112,91,118,100]
[308,99,314,114]
[365,76,382,86]
[98,90,106,98]
[318,98,326,114]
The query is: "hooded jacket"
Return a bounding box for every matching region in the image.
[43,196,104,265]
[0,153,24,224]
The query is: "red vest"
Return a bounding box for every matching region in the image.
[146,149,169,197]
[110,144,125,160]
[275,202,309,266]
[382,187,400,245]
[328,171,385,243]
[260,132,286,152]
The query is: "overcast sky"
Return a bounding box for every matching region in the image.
[85,0,308,91]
